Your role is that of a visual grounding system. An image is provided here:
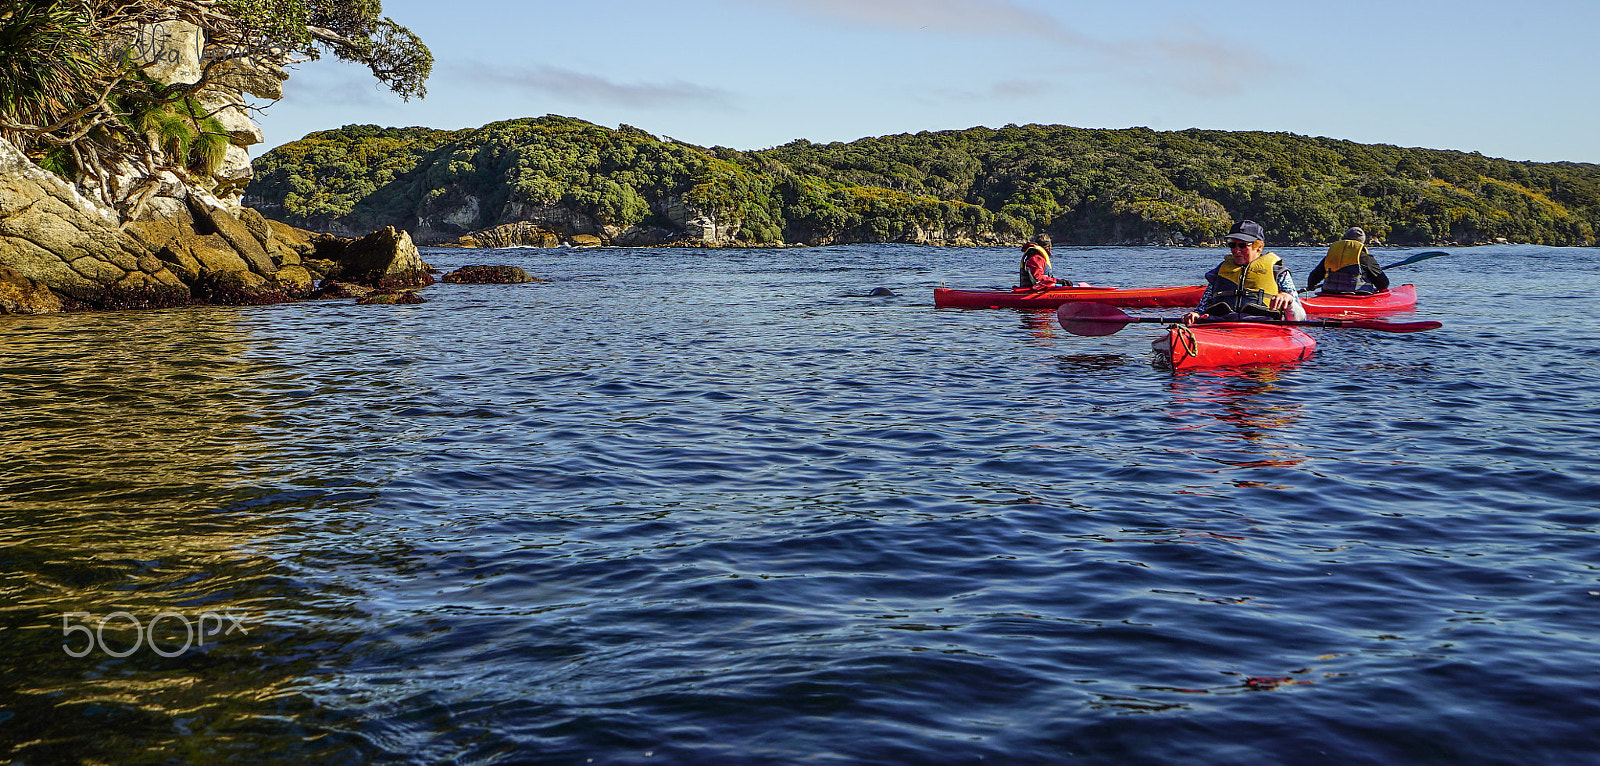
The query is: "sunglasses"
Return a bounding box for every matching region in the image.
[1227,241,1255,250]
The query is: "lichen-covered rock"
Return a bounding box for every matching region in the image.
[441,265,540,284]
[446,222,561,249]
[0,265,64,315]
[356,289,426,305]
[309,281,373,300]
[0,139,191,311]
[333,226,434,288]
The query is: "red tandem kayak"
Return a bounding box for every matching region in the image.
[934,284,1204,309]
[1158,322,1317,370]
[1302,284,1417,317]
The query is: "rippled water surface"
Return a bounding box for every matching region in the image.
[4,244,1599,764]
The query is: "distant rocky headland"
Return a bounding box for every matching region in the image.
[246,117,1600,251]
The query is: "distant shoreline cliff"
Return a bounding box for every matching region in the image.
[246,117,1600,249]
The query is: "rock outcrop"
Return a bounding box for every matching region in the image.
[0,20,433,316]
[308,226,432,289]
[444,222,561,249]
[0,138,192,310]
[441,265,540,284]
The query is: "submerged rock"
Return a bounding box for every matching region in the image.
[356,289,426,305]
[309,281,373,300]
[441,265,541,284]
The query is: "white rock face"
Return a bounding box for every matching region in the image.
[111,21,205,85]
[443,196,481,227]
[197,89,266,146]
[97,22,281,209]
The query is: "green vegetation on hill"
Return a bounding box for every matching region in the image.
[247,116,1600,246]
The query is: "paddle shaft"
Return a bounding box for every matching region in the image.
[1070,315,1441,333]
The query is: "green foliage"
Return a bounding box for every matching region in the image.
[218,0,432,100]
[248,117,1600,247]
[0,0,431,194]
[190,116,229,174]
[0,0,110,141]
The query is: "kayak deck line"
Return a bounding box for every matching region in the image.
[1302,284,1417,317]
[934,284,1205,310]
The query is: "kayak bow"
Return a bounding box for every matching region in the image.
[1159,323,1317,370]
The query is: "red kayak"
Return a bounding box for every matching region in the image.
[1158,322,1317,370]
[934,284,1204,309]
[1302,284,1417,317]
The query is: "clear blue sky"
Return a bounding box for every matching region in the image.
[253,0,1600,164]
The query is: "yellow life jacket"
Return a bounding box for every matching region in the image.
[1206,252,1283,318]
[1018,243,1053,287]
[1319,239,1374,294]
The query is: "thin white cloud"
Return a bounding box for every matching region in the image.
[741,0,1277,98]
[749,0,1086,40]
[928,78,1058,103]
[446,62,735,109]
[279,64,396,109]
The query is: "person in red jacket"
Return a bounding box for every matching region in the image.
[1018,234,1068,289]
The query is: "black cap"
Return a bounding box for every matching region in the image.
[1225,220,1265,243]
[1343,227,1366,243]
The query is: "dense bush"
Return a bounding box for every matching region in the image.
[248,117,1600,246]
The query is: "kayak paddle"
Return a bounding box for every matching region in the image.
[1381,250,1449,270]
[1056,302,1443,337]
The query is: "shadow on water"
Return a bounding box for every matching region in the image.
[0,309,380,763]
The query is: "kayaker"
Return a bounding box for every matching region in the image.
[1181,220,1306,325]
[1018,233,1068,289]
[1305,226,1390,295]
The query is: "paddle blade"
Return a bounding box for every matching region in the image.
[1337,319,1443,333]
[1382,250,1450,270]
[1057,302,1134,336]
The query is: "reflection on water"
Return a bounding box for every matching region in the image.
[0,308,370,763]
[1163,368,1307,487]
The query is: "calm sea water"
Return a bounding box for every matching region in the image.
[3,244,1599,765]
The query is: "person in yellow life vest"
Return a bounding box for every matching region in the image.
[1305,227,1390,295]
[1181,220,1306,325]
[1018,233,1068,289]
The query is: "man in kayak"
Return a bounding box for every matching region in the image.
[1305,226,1390,295]
[1181,220,1306,325]
[1018,233,1070,289]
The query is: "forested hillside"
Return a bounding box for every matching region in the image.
[246,116,1600,247]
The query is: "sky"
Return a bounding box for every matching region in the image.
[252,0,1600,164]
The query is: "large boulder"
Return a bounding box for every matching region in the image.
[321,226,434,289]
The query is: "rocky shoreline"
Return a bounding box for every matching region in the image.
[0,17,453,317]
[0,132,433,315]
